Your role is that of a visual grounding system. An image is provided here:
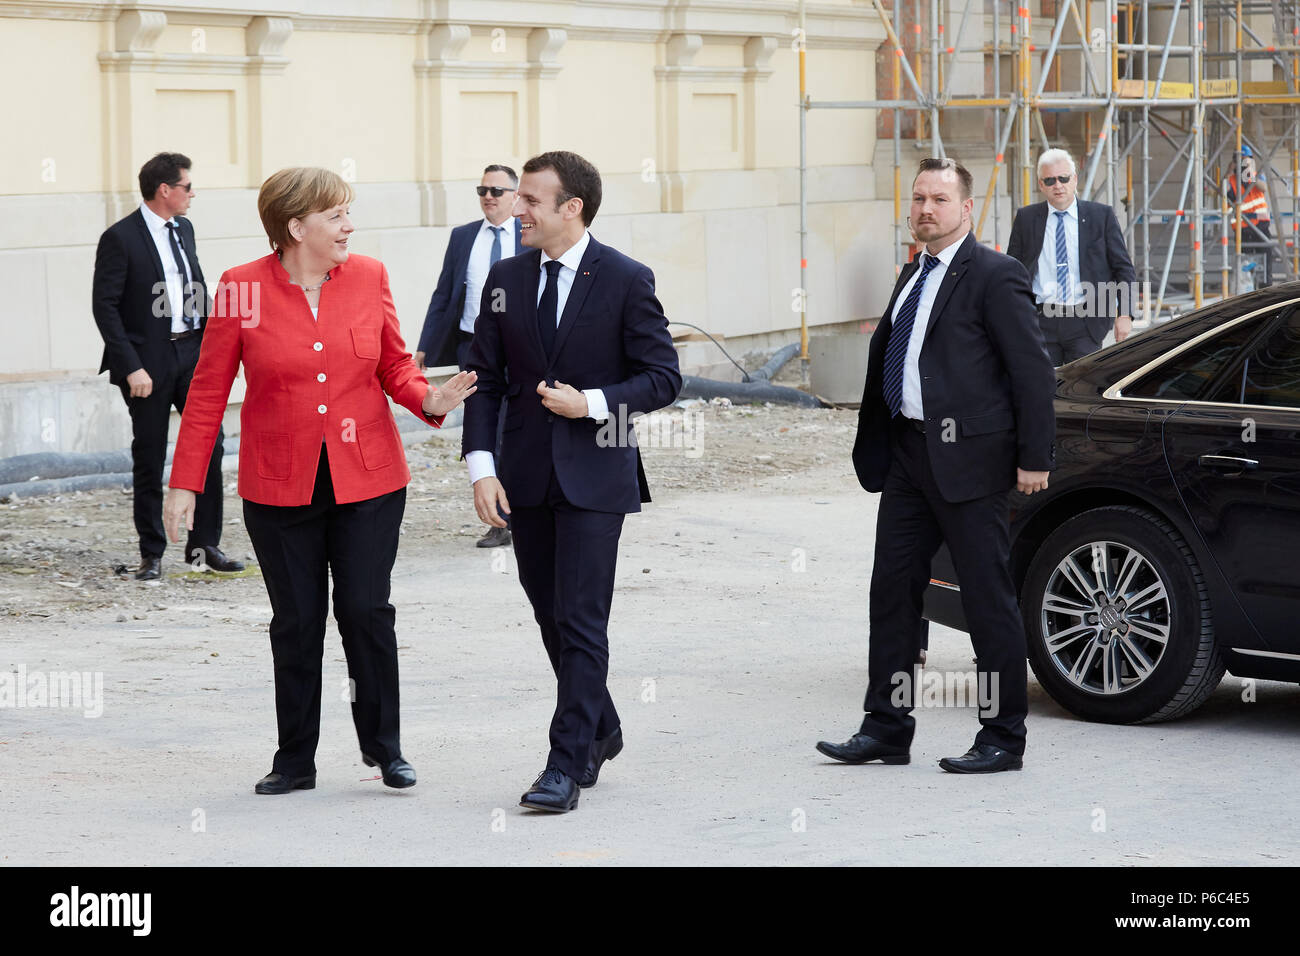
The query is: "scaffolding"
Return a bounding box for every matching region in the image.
[795,0,1300,339]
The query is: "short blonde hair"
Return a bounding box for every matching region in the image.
[257,167,354,250]
[1037,148,1077,177]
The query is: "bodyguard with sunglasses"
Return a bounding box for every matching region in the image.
[1007,148,1137,365]
[92,152,241,580]
[415,164,525,547]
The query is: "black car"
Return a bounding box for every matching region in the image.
[924,281,1300,723]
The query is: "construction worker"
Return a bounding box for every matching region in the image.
[1225,145,1275,285]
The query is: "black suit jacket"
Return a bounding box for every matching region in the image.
[1005,199,1138,340]
[852,232,1057,503]
[92,209,208,385]
[416,217,526,366]
[461,235,682,514]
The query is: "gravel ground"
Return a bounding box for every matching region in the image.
[1,402,1296,866]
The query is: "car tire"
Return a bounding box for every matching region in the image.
[1022,504,1224,723]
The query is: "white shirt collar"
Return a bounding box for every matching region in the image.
[481,217,512,236]
[139,201,175,234]
[541,230,590,272]
[1048,199,1078,221]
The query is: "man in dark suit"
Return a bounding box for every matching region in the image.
[816,157,1056,773]
[1006,148,1138,364]
[91,152,240,580]
[416,163,526,548]
[463,150,681,812]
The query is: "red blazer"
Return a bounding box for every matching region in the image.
[170,252,443,507]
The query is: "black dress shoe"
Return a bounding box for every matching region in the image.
[475,526,512,548]
[519,766,579,812]
[815,733,911,765]
[133,557,162,581]
[362,753,417,789]
[254,771,316,794]
[187,545,245,573]
[578,728,624,789]
[938,743,1023,774]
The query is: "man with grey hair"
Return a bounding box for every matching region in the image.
[1007,148,1137,365]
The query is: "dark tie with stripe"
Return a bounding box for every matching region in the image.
[538,259,561,358]
[883,253,939,418]
[1054,210,1071,303]
[165,221,198,330]
[489,225,503,266]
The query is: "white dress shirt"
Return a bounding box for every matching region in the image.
[139,201,194,334]
[890,235,963,421]
[461,217,516,332]
[465,229,609,485]
[1032,199,1083,306]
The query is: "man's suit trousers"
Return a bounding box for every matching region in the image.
[510,467,624,779]
[859,419,1029,754]
[119,333,223,560]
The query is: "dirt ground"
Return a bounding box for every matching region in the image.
[2,402,1297,866]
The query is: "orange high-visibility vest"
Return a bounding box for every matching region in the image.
[1227,174,1271,226]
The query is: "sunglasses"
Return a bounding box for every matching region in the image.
[1040,175,1072,186]
[168,181,193,193]
[476,186,514,197]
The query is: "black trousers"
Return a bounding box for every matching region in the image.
[242,446,406,776]
[510,468,624,779]
[1037,307,1105,366]
[859,420,1029,754]
[119,334,224,560]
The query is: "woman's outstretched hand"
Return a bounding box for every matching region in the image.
[422,369,478,418]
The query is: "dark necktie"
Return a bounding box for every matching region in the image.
[1054,210,1071,304]
[538,259,561,358]
[489,225,503,266]
[165,221,198,330]
[882,253,940,418]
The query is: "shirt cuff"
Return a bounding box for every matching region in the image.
[466,450,496,484]
[583,388,610,422]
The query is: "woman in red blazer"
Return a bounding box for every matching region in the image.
[163,167,475,795]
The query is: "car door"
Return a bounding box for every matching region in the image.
[1160,300,1300,650]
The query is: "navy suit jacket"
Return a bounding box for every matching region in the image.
[1006,199,1138,340]
[416,217,526,366]
[853,232,1057,503]
[92,209,208,385]
[461,235,682,514]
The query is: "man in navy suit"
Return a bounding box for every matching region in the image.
[416,164,526,547]
[1006,148,1138,364]
[91,152,240,580]
[816,157,1056,774]
[462,150,681,812]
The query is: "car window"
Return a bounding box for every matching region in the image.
[1201,305,1300,407]
[1124,316,1263,401]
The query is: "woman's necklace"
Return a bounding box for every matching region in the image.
[299,273,331,293]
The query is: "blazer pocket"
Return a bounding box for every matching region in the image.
[256,433,292,480]
[356,419,395,471]
[351,326,381,360]
[960,408,1016,437]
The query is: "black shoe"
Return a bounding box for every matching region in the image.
[187,545,245,573]
[476,526,512,548]
[519,766,579,812]
[254,771,316,794]
[578,728,624,789]
[938,743,1023,774]
[362,753,417,789]
[815,733,911,765]
[133,557,162,581]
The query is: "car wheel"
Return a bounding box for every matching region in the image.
[1022,504,1225,723]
